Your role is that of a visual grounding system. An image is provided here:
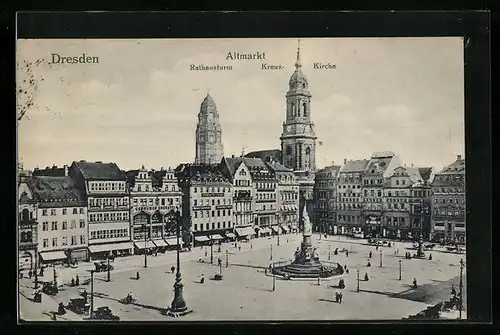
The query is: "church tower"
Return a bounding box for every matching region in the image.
[280,40,317,225]
[195,94,224,165]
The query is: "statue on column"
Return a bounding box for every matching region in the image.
[303,206,312,236]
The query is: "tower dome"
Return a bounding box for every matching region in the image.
[289,40,308,89]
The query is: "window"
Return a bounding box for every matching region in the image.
[194,224,198,231]
[80,219,85,228]
[217,222,221,229]
[80,235,85,244]
[52,238,57,247]
[212,223,215,230]
[43,222,48,231]
[70,220,76,229]
[62,208,67,215]
[71,236,77,245]
[194,187,197,193]
[51,209,56,216]
[62,237,68,246]
[194,199,197,206]
[200,223,204,230]
[62,221,68,230]
[51,222,58,230]
[42,209,48,216]
[73,208,78,214]
[79,208,84,214]
[43,239,49,248]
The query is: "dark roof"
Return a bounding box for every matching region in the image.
[176,164,231,184]
[151,170,168,188]
[32,165,67,177]
[340,160,369,173]
[265,161,294,174]
[73,161,126,181]
[222,157,245,178]
[417,167,433,182]
[315,165,341,179]
[437,158,465,175]
[364,157,393,175]
[244,149,282,163]
[25,176,86,207]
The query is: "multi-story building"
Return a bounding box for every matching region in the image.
[126,166,183,254]
[362,152,401,237]
[409,167,434,240]
[265,160,300,234]
[18,180,38,270]
[430,155,466,244]
[219,156,255,240]
[195,94,224,165]
[245,158,279,237]
[314,164,341,234]
[336,159,368,236]
[69,161,132,259]
[176,164,233,246]
[23,176,88,264]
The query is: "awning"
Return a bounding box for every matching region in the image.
[235,227,255,237]
[210,234,224,240]
[153,239,168,247]
[194,235,210,242]
[165,237,181,246]
[225,233,236,238]
[88,242,133,253]
[134,241,157,250]
[260,228,270,234]
[280,225,290,233]
[270,226,280,233]
[39,250,67,261]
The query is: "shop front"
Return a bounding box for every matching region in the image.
[69,248,89,262]
[193,234,211,247]
[234,226,255,240]
[88,241,133,260]
[39,250,67,264]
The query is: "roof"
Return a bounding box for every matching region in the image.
[222,157,245,178]
[32,165,67,177]
[418,167,434,182]
[244,149,282,163]
[73,161,126,181]
[437,158,465,175]
[405,167,424,184]
[265,161,294,174]
[316,165,341,179]
[25,176,86,207]
[340,160,369,173]
[175,164,231,184]
[364,157,393,175]
[200,94,217,111]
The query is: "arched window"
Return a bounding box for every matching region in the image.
[305,147,311,169]
[297,102,301,117]
[291,104,296,117]
[22,208,30,223]
[20,232,27,242]
[286,145,293,155]
[26,231,32,242]
[303,102,308,117]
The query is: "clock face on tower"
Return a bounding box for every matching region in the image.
[286,125,292,132]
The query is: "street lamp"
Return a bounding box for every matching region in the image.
[357,269,360,292]
[379,250,383,267]
[225,249,228,268]
[167,209,190,316]
[90,269,94,319]
[210,238,214,264]
[272,264,276,292]
[31,220,39,289]
[107,252,111,282]
[143,223,148,268]
[270,244,273,260]
[328,244,331,260]
[399,260,402,280]
[53,263,57,286]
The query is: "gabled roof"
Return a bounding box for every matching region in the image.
[418,167,434,182]
[265,161,294,174]
[364,157,393,175]
[222,157,245,178]
[437,158,465,175]
[25,176,86,207]
[73,161,126,181]
[244,149,282,163]
[316,165,341,179]
[176,164,231,184]
[405,167,424,184]
[340,159,369,173]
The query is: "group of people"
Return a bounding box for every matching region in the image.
[334,291,343,303]
[70,275,80,287]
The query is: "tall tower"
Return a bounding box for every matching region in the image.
[280,40,317,227]
[195,94,224,165]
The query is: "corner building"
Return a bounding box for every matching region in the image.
[313,164,341,234]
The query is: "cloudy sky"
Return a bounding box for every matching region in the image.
[17,38,464,172]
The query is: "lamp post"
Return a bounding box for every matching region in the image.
[90,269,94,319]
[399,260,402,280]
[328,244,331,260]
[210,238,214,264]
[53,263,57,286]
[357,269,360,292]
[167,209,190,316]
[225,249,228,268]
[379,249,383,267]
[277,222,280,246]
[270,244,273,260]
[143,223,148,268]
[106,252,111,282]
[459,258,464,319]
[272,264,276,292]
[31,220,39,289]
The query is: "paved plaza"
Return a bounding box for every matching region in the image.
[19,234,466,321]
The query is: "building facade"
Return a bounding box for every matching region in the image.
[219,157,254,239]
[69,161,132,259]
[126,166,183,253]
[24,176,88,263]
[265,160,300,234]
[430,155,466,244]
[336,159,368,236]
[195,94,224,165]
[18,182,38,270]
[280,42,317,225]
[176,164,233,246]
[313,164,341,234]
[361,152,401,237]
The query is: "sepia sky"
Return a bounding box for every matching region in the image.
[17,38,465,172]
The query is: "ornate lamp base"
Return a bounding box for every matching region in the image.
[164,275,192,317]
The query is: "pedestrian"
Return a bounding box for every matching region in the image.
[171,266,175,274]
[28,269,32,279]
[335,292,339,303]
[339,292,343,303]
[75,275,79,286]
[364,273,369,281]
[369,251,372,258]
[136,271,140,280]
[451,284,456,296]
[413,277,418,288]
[238,245,241,252]
[345,250,349,257]
[205,250,208,257]
[376,245,379,251]
[429,253,433,260]
[40,267,44,276]
[200,274,205,284]
[71,278,75,286]
[367,261,371,267]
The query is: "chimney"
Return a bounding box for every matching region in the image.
[411,164,414,167]
[231,154,235,158]
[331,161,335,166]
[457,154,462,161]
[64,165,68,176]
[344,158,347,165]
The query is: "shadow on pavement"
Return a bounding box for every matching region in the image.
[231,263,266,270]
[93,292,167,314]
[318,298,339,304]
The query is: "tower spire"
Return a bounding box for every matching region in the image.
[295,38,302,69]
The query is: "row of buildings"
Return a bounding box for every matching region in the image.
[313,153,465,244]
[18,157,301,268]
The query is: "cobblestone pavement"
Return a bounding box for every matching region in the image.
[18,234,467,321]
